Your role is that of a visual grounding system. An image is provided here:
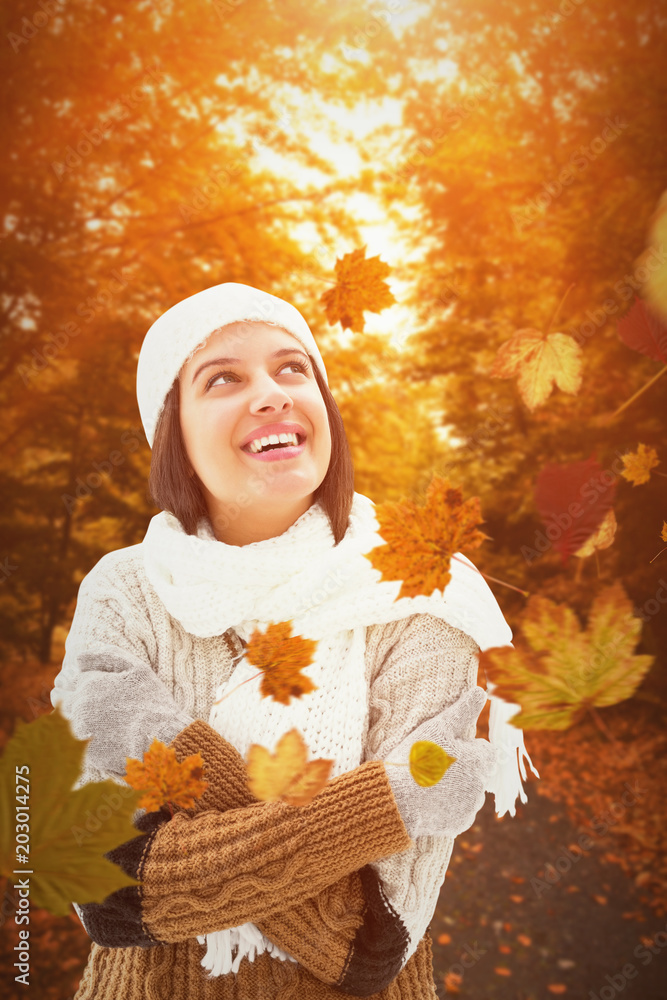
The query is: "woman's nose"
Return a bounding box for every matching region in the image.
[249,374,293,412]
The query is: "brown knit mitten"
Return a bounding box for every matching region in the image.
[169,718,255,813]
[75,720,411,951]
[174,722,413,994]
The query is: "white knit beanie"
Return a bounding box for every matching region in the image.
[136,282,329,448]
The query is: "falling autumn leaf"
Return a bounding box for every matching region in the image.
[489,327,583,411]
[245,620,318,706]
[532,454,617,565]
[246,728,333,807]
[651,520,667,562]
[494,966,512,976]
[574,509,617,560]
[0,708,143,916]
[443,970,462,994]
[480,582,655,731]
[547,985,568,994]
[320,246,396,333]
[408,740,456,787]
[620,443,660,485]
[644,189,667,319]
[617,297,667,363]
[125,737,208,813]
[364,475,491,601]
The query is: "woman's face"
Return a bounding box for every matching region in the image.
[178,321,332,544]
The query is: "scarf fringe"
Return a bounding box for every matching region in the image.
[485,680,540,817]
[198,923,298,977]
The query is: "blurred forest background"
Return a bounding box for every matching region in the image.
[1,0,666,997]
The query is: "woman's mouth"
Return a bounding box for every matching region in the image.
[241,433,307,462]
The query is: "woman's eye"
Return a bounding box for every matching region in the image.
[206,360,309,390]
[206,371,236,388]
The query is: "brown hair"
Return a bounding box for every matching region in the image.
[148,354,355,544]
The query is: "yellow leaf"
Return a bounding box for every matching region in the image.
[620,443,660,486]
[125,738,208,813]
[489,328,583,411]
[409,740,456,786]
[246,728,333,807]
[320,246,396,332]
[574,509,617,559]
[480,582,655,730]
[364,474,491,600]
[0,708,143,916]
[245,620,318,705]
[644,188,667,319]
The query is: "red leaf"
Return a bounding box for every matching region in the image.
[617,297,667,363]
[534,454,617,566]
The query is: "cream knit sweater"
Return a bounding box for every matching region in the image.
[52,539,483,991]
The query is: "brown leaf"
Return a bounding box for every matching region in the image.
[245,728,333,807]
[364,474,491,600]
[320,246,396,332]
[245,620,318,705]
[125,738,208,813]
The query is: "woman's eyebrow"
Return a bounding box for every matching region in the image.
[191,348,310,385]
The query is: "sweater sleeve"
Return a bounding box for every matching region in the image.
[252,614,481,993]
[170,722,410,996]
[160,616,479,996]
[50,552,192,786]
[77,720,413,955]
[360,613,482,973]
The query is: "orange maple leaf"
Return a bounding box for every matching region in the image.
[320,246,396,332]
[245,620,318,705]
[125,738,208,813]
[620,443,660,485]
[364,474,491,600]
[246,728,333,806]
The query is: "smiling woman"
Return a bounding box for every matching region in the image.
[51,281,522,1000]
[149,314,352,545]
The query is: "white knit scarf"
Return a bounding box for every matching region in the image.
[141,491,539,977]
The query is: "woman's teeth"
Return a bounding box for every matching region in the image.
[247,432,300,454]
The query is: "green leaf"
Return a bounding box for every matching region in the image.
[480,583,655,731]
[0,707,144,916]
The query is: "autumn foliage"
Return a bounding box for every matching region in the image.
[124,738,208,814]
[364,475,492,600]
[245,620,319,706]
